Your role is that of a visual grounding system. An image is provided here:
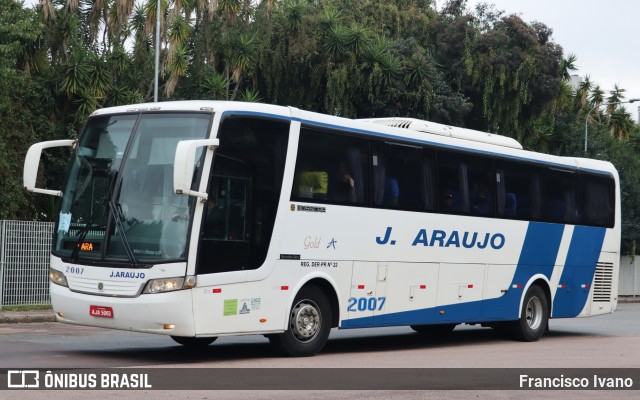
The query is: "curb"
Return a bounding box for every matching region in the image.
[0,311,56,324]
[619,296,640,303]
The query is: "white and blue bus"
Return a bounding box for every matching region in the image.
[24,101,620,356]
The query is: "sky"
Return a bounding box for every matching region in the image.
[463,0,640,120]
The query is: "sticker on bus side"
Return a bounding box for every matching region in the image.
[223,299,238,316]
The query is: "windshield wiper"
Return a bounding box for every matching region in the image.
[107,200,139,267]
[70,170,119,263]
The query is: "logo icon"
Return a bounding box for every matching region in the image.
[7,370,40,388]
[98,282,104,291]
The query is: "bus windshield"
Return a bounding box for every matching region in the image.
[54,112,212,264]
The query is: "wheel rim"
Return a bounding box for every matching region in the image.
[290,300,321,343]
[525,296,543,330]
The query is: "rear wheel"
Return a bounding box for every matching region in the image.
[170,336,217,348]
[269,286,332,357]
[510,285,549,341]
[410,323,456,336]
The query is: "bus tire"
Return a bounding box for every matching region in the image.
[511,285,549,342]
[269,286,332,357]
[410,323,456,336]
[170,336,217,348]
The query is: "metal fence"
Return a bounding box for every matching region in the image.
[0,220,54,307]
[620,256,640,297]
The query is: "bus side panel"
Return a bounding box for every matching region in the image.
[191,259,354,336]
[480,222,565,320]
[348,262,384,324]
[344,262,440,327]
[382,262,439,325]
[552,226,606,318]
[192,272,290,335]
[433,263,485,322]
[341,222,566,327]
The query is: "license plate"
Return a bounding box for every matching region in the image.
[89,305,113,318]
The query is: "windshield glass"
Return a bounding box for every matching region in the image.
[54,112,212,264]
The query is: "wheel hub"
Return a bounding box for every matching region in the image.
[290,301,321,342]
[525,296,543,330]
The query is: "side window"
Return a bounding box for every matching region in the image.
[582,173,615,227]
[467,157,494,217]
[546,169,580,225]
[292,128,369,206]
[437,152,492,216]
[437,152,464,213]
[203,156,250,241]
[197,117,289,274]
[372,142,433,212]
[422,153,437,211]
[495,161,544,221]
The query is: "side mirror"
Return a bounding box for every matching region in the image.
[173,138,219,201]
[23,139,76,196]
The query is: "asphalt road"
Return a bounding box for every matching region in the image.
[1,303,639,399]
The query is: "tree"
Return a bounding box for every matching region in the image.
[609,107,635,141]
[0,1,57,220]
[576,75,592,110]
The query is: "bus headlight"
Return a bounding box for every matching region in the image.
[143,276,196,294]
[49,268,68,287]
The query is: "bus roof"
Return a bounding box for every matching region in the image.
[358,117,523,150]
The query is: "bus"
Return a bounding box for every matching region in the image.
[23,101,620,356]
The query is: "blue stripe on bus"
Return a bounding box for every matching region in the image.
[552,226,606,318]
[341,222,565,328]
[479,222,564,321]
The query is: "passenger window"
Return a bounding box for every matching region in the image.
[438,152,492,216]
[495,161,544,221]
[438,156,463,213]
[292,128,369,206]
[468,158,493,216]
[582,174,615,227]
[372,142,431,211]
[546,169,580,224]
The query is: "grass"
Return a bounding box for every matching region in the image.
[1,304,52,312]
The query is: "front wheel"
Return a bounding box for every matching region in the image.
[510,285,549,342]
[269,286,332,357]
[170,336,217,348]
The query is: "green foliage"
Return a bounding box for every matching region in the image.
[283,0,307,33]
[202,70,231,99]
[240,88,262,103]
[59,50,90,97]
